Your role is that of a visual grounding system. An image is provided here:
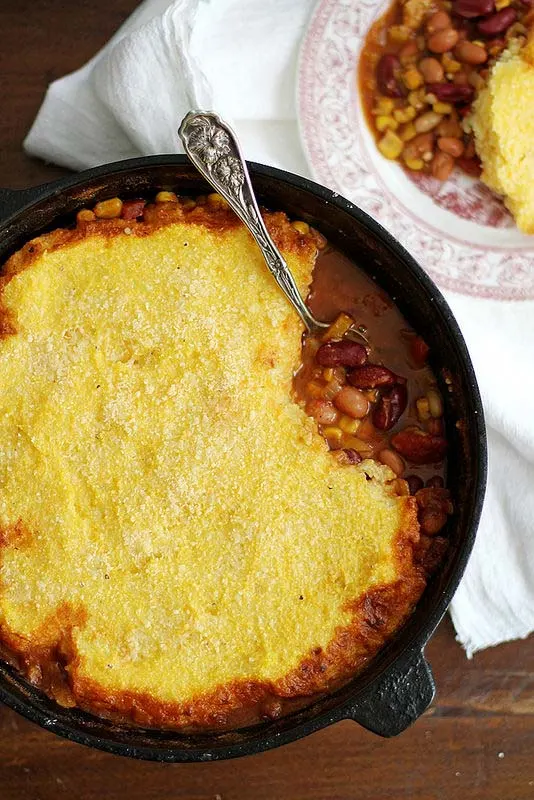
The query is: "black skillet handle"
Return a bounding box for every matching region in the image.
[346,652,435,737]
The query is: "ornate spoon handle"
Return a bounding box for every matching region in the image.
[178,111,327,333]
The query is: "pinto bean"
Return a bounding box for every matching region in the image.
[419,57,444,82]
[428,28,459,54]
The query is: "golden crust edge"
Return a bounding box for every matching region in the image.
[0,500,429,730]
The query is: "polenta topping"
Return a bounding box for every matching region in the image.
[0,194,449,729]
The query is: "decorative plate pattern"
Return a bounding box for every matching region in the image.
[297,0,534,300]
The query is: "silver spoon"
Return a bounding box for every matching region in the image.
[178,110,328,334]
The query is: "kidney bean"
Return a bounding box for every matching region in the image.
[428,28,459,54]
[426,10,452,33]
[348,364,402,389]
[438,137,464,157]
[373,384,408,430]
[478,7,517,34]
[418,57,444,83]
[426,475,445,488]
[377,54,404,98]
[425,82,474,103]
[343,448,363,464]
[306,399,338,425]
[391,427,448,464]
[334,386,369,419]
[378,448,405,476]
[432,151,455,181]
[454,0,495,18]
[406,474,425,495]
[455,40,487,64]
[316,339,368,367]
[456,156,482,177]
[121,199,146,220]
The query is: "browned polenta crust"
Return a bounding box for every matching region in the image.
[1,203,311,289]
[0,501,424,730]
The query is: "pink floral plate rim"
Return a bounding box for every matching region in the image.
[296,0,534,301]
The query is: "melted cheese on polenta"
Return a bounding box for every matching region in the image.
[0,219,410,706]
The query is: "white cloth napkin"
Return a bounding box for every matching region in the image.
[23,0,534,656]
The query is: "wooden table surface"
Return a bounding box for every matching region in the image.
[1,1,533,798]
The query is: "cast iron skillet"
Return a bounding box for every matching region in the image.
[0,155,487,761]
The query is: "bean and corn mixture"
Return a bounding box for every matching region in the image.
[295,246,453,546]
[76,191,453,552]
[359,0,534,179]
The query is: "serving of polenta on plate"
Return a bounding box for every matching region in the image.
[298,0,534,300]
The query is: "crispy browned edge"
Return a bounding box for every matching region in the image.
[0,200,434,730]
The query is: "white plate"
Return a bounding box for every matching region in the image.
[297,0,534,300]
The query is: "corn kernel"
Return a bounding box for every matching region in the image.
[207,192,229,209]
[76,209,95,223]
[338,416,361,435]
[408,89,427,110]
[404,156,425,170]
[488,42,504,57]
[155,191,178,203]
[94,197,123,219]
[306,381,324,398]
[442,54,461,73]
[323,313,354,341]
[292,220,310,235]
[399,122,417,141]
[433,102,453,115]
[323,427,343,445]
[323,368,335,382]
[181,198,197,210]
[442,0,452,8]
[343,436,373,456]
[371,97,395,115]
[378,129,404,160]
[427,388,444,418]
[495,0,510,7]
[394,106,416,124]
[416,397,431,420]
[376,115,399,132]
[403,67,423,90]
[388,24,412,43]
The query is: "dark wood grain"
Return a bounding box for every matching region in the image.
[0,1,533,797]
